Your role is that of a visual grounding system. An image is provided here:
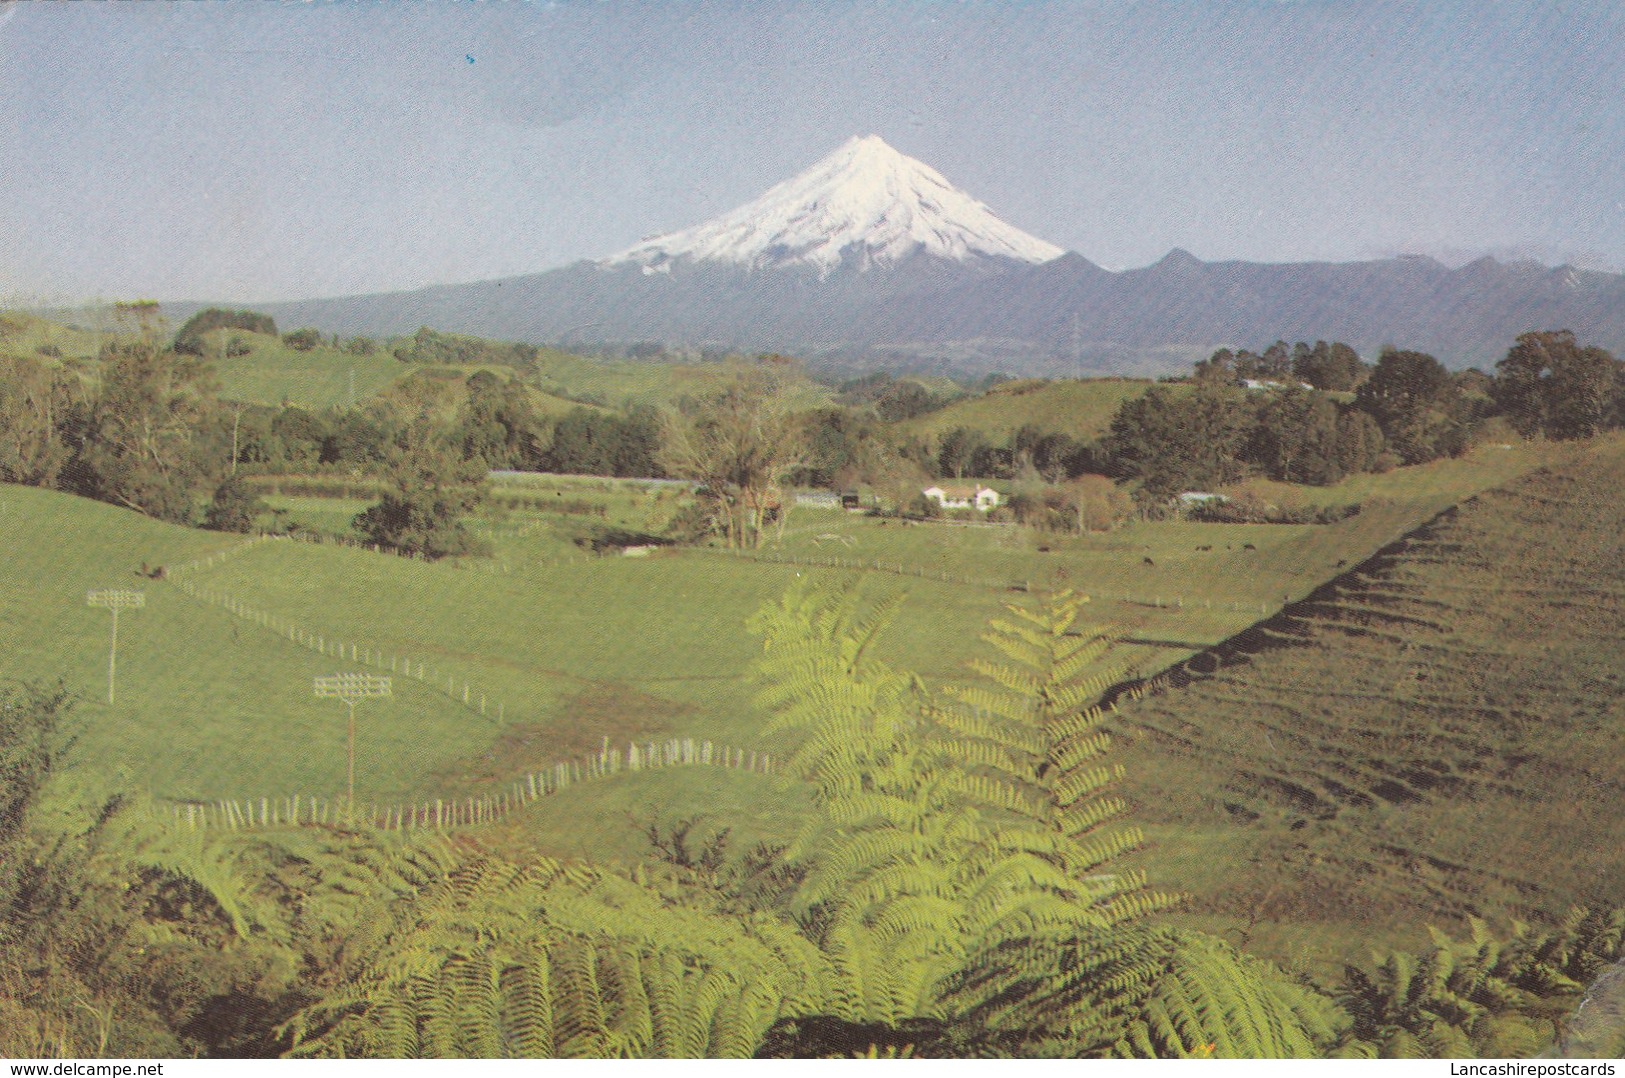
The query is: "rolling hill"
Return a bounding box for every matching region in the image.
[891,376,1153,446]
[1109,435,1625,975]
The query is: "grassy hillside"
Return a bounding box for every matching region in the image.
[892,376,1155,446]
[1107,435,1625,979]
[0,312,105,363]
[530,350,834,411]
[372,365,602,428]
[207,331,408,409]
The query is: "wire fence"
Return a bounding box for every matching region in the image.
[169,531,453,575]
[158,737,772,833]
[167,537,513,722]
[168,574,511,722]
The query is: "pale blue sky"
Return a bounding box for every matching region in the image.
[3,1,1621,303]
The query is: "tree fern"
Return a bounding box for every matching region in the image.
[280,852,835,1058]
[1116,932,1346,1058]
[935,589,1138,849]
[1337,914,1621,1058]
[748,579,1181,1043]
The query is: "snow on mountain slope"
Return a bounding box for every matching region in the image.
[606,135,1065,276]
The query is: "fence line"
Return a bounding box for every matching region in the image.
[171,530,602,581]
[166,568,510,724]
[159,737,772,833]
[167,532,282,576]
[170,530,487,575]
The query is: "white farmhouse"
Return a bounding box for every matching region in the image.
[923,483,1000,512]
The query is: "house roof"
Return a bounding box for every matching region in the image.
[927,483,999,498]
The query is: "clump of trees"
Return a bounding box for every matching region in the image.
[281,327,324,352]
[1006,474,1133,533]
[1353,349,1467,464]
[658,360,808,548]
[0,353,82,488]
[172,308,277,356]
[1196,339,1366,391]
[1102,342,1467,500]
[391,325,539,370]
[1492,330,1623,441]
[835,371,957,421]
[352,424,490,559]
[202,475,268,533]
[543,406,662,477]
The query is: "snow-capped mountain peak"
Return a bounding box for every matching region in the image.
[606,135,1065,276]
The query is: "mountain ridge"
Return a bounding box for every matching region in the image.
[146,136,1625,376]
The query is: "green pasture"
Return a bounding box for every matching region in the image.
[529,350,834,411]
[261,494,372,538]
[191,538,1009,745]
[0,312,105,363]
[0,433,1570,924]
[891,377,1154,445]
[207,332,407,409]
[0,487,495,805]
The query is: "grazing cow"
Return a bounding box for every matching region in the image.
[1143,556,1156,567]
[1243,543,1257,551]
[1195,545,1212,552]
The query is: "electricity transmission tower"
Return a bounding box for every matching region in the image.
[86,589,144,705]
[314,673,392,814]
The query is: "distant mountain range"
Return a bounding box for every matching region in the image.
[225,136,1625,377]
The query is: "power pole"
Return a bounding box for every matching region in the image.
[314,673,392,815]
[87,589,144,705]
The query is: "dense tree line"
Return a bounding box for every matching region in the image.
[834,370,957,421]
[543,406,662,477]
[391,325,541,370]
[1096,338,1602,499]
[932,424,1092,483]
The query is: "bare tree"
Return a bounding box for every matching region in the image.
[658,361,809,549]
